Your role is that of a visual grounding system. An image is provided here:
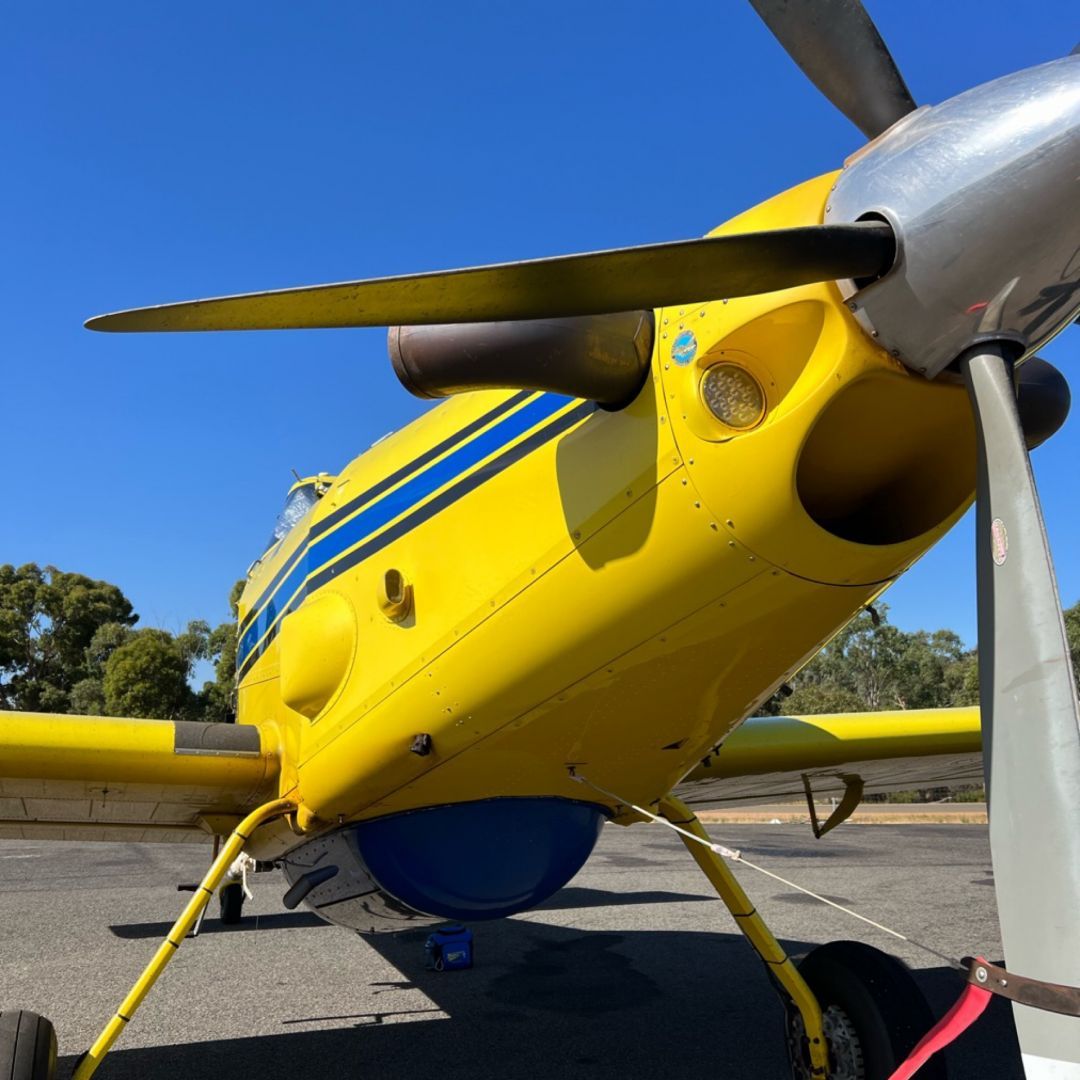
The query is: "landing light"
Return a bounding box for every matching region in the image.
[701,363,766,430]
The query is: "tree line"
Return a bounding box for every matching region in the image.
[1,562,1078,724]
[0,564,240,722]
[762,600,1080,715]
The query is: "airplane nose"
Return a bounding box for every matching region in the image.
[825,56,1080,379]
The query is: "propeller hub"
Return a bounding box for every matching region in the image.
[825,56,1080,379]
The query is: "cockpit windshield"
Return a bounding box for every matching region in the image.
[262,474,333,555]
[267,485,320,550]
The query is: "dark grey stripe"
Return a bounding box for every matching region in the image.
[173,721,261,757]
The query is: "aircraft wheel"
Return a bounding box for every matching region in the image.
[0,1010,57,1079]
[785,940,945,1080]
[219,882,245,924]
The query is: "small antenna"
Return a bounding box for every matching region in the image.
[290,468,302,483]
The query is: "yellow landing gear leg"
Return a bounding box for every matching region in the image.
[72,797,296,1080]
[658,796,830,1078]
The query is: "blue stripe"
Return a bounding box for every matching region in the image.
[238,391,532,640]
[236,400,595,680]
[237,392,573,671]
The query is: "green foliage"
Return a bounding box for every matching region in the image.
[782,682,866,716]
[85,621,136,676]
[888,789,920,804]
[951,786,986,802]
[69,676,106,716]
[103,628,201,720]
[0,563,242,723]
[1065,600,1080,689]
[766,604,980,715]
[196,581,244,723]
[767,599,1080,718]
[0,564,136,712]
[781,609,984,717]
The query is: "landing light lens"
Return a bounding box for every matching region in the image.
[701,364,765,429]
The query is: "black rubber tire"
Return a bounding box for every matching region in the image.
[789,940,946,1080]
[0,1010,57,1080]
[219,882,245,924]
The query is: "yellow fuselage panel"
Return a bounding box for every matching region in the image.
[236,172,977,838]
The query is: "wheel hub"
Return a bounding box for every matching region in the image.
[788,1004,866,1080]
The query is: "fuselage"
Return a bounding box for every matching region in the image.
[235,173,976,873]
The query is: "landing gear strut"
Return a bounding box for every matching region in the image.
[70,798,295,1079]
[2,807,290,1080]
[658,796,942,1080]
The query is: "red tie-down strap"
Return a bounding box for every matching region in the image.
[887,962,993,1080]
[889,956,1080,1080]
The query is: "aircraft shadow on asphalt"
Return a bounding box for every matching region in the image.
[108,910,328,938]
[76,904,1022,1080]
[105,887,715,938]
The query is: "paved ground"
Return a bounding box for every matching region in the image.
[0,824,1019,1079]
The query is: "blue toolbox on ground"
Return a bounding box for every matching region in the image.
[425,925,473,971]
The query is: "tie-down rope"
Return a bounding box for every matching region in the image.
[569,772,964,972]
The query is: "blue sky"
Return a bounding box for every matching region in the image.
[2,1,1077,647]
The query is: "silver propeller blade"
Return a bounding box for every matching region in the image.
[961,343,1080,1073]
[749,0,917,139]
[84,222,894,333]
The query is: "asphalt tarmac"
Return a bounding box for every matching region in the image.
[0,824,1019,1079]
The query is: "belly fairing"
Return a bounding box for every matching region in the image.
[281,797,606,933]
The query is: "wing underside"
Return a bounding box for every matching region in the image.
[0,712,279,843]
[672,707,982,809]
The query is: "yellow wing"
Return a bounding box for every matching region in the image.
[0,712,279,843]
[0,708,981,839]
[672,706,982,809]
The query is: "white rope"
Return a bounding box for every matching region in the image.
[227,852,256,901]
[570,773,963,971]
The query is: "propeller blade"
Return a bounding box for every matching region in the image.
[749,0,917,139]
[85,222,894,333]
[960,342,1080,1074]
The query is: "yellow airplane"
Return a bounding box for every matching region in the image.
[3,3,1080,1078]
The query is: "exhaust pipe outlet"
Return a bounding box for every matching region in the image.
[388,311,654,409]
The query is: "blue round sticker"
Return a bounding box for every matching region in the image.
[672,329,698,365]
